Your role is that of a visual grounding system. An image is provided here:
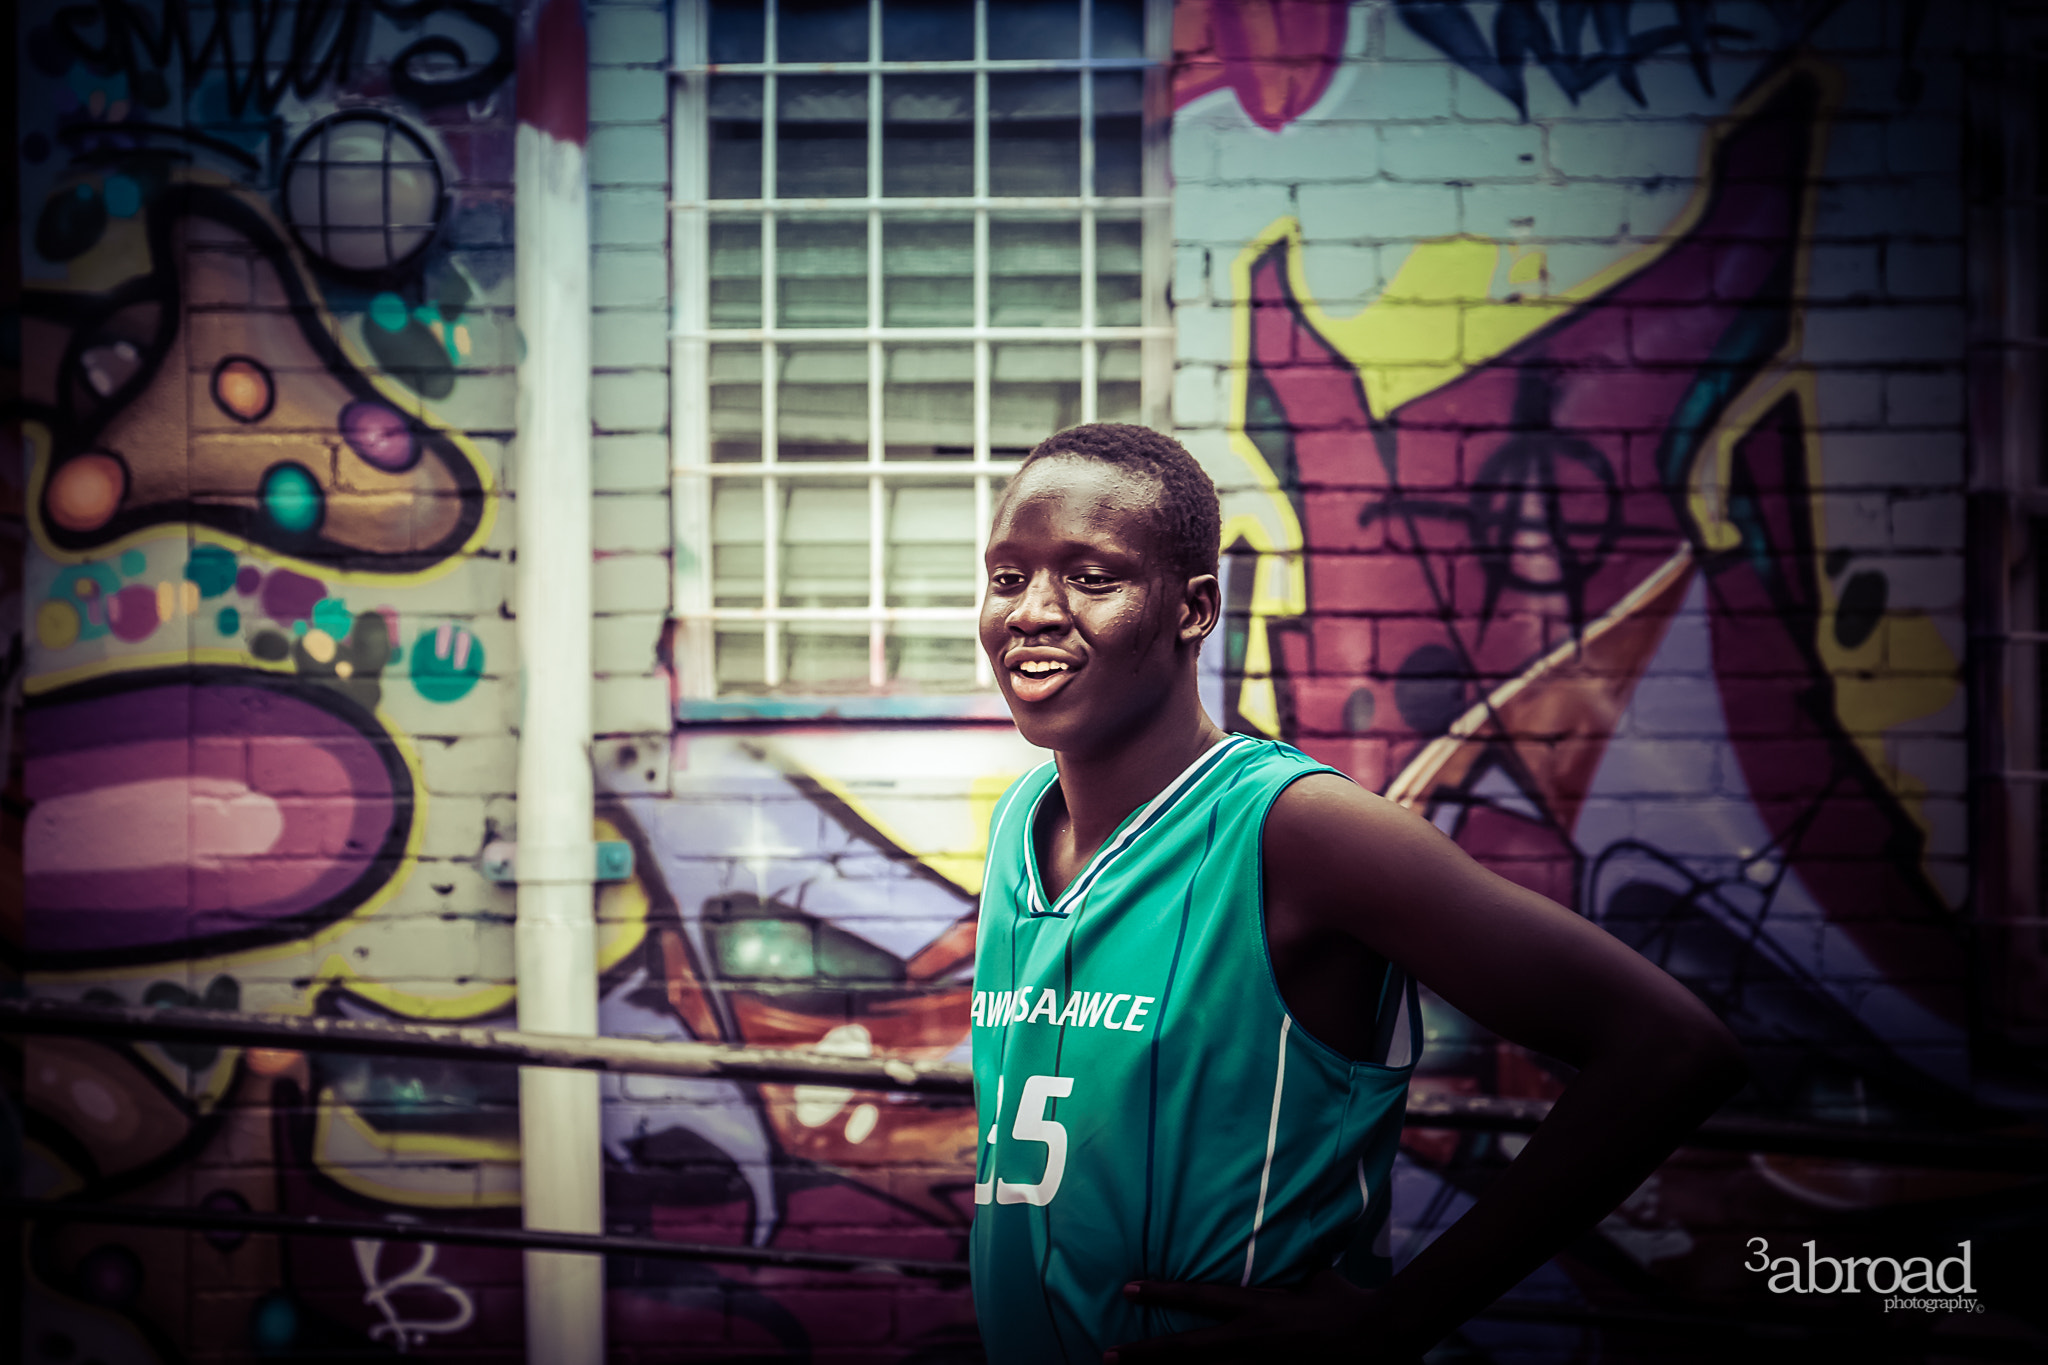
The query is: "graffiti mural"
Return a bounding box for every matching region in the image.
[10,0,525,1355]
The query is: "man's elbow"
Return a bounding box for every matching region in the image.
[1666,1007,1749,1107]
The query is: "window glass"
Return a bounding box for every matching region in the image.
[777,346,869,460]
[884,76,975,198]
[988,0,1079,59]
[991,218,1081,327]
[777,216,868,327]
[883,0,973,60]
[884,346,974,459]
[709,0,765,63]
[882,217,973,326]
[779,0,868,61]
[777,76,867,199]
[989,74,1080,198]
[709,77,764,199]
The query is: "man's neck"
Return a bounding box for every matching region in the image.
[1049,688,1227,864]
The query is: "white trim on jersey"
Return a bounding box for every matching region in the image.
[1024,734,1252,917]
[1240,1014,1292,1286]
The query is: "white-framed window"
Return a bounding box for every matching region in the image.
[668,0,1171,711]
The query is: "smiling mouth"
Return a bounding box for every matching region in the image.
[1007,658,1079,702]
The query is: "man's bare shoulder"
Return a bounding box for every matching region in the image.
[1266,771,1443,885]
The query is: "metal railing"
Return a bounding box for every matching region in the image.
[4,995,2046,1330]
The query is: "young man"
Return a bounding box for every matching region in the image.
[968,424,1746,1363]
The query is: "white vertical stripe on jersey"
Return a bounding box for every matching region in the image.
[1240,1014,1292,1286]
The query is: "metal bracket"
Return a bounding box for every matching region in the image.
[479,839,634,885]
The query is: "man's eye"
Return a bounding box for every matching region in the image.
[989,572,1024,589]
[1072,573,1114,589]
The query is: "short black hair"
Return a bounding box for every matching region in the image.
[1020,423,1221,581]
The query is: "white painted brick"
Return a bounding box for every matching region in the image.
[1822,119,1887,180]
[1890,494,1965,550]
[1804,306,1965,364]
[1886,117,1959,176]
[1172,246,1208,306]
[1381,121,1536,182]
[1816,372,1885,428]
[595,552,672,613]
[1322,60,1454,123]
[1173,363,1220,428]
[1821,429,1964,487]
[596,433,671,492]
[418,735,517,796]
[1817,492,1891,551]
[593,308,670,368]
[596,673,673,734]
[1547,118,1706,181]
[1885,241,1963,300]
[1892,736,1967,797]
[595,491,672,551]
[591,68,668,124]
[588,125,668,186]
[593,247,671,306]
[595,188,668,246]
[427,371,517,430]
[1170,123,1217,184]
[589,8,666,66]
[1174,302,1233,365]
[1258,121,1380,182]
[1819,177,1962,239]
[1298,181,1458,241]
[1806,244,1882,301]
[1462,183,1625,240]
[1884,373,1964,427]
[419,796,489,858]
[594,370,669,431]
[595,613,665,673]
[1175,181,1297,245]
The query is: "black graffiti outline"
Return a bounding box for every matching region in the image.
[1393,0,1859,118]
[20,178,490,571]
[48,0,514,118]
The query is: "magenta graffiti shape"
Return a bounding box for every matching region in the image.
[1251,73,1822,798]
[1173,0,1352,131]
[21,669,412,967]
[104,583,159,641]
[260,568,327,624]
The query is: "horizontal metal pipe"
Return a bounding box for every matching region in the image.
[0,1198,967,1280]
[0,996,974,1097]
[5,998,2044,1170]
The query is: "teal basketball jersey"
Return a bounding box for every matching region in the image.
[969,735,1422,1362]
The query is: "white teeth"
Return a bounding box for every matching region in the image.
[1016,660,1071,677]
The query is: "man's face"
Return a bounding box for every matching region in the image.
[980,455,1203,755]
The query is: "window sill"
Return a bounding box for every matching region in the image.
[676,694,1015,724]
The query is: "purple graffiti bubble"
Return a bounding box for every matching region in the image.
[236,564,261,595]
[106,583,159,641]
[339,399,420,472]
[23,672,407,965]
[260,568,326,625]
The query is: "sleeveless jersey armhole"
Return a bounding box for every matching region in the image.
[1254,762,1421,1076]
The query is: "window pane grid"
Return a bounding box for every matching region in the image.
[675,0,1161,696]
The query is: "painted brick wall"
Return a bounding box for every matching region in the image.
[8,2,2039,1362]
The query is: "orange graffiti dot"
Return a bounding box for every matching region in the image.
[245,1048,302,1075]
[213,358,275,423]
[46,453,127,532]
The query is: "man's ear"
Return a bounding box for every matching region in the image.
[1180,573,1222,645]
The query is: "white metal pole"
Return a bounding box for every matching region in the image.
[514,0,603,1360]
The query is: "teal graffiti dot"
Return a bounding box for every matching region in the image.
[119,549,146,575]
[410,626,485,703]
[369,292,410,333]
[184,543,238,597]
[259,463,323,535]
[292,619,309,636]
[311,596,354,638]
[103,174,141,218]
[76,183,94,201]
[251,1293,299,1351]
[216,606,240,635]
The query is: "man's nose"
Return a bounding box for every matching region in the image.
[1007,572,1067,633]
